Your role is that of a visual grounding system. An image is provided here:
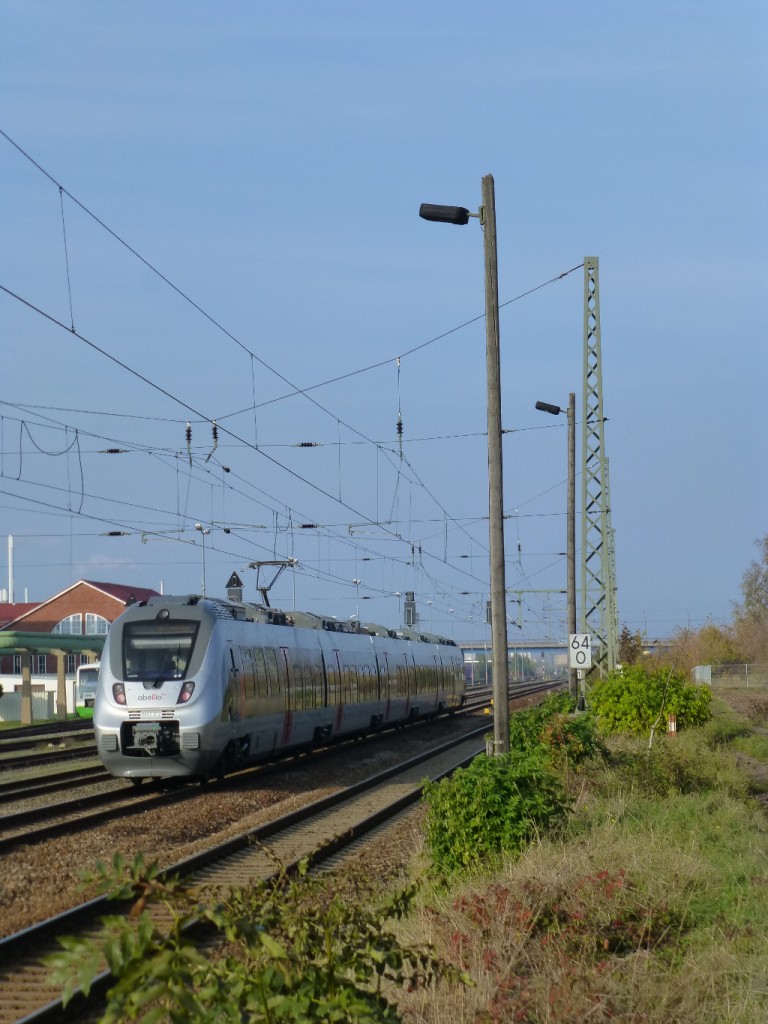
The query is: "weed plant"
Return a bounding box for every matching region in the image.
[46,853,471,1023]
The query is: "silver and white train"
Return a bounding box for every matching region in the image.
[93,594,466,782]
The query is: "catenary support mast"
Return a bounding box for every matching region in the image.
[580,257,618,674]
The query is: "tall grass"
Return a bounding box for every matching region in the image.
[395,698,768,1023]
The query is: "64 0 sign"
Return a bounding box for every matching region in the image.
[569,634,592,670]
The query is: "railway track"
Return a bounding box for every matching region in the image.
[0,764,112,802]
[0,690,498,855]
[0,683,492,776]
[0,682,552,843]
[0,681,562,1024]
[0,723,493,1024]
[0,720,94,745]
[0,723,98,772]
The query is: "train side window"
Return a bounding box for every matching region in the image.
[430,661,440,692]
[241,647,256,696]
[253,648,268,697]
[381,652,396,697]
[360,662,374,702]
[293,649,318,710]
[396,664,406,697]
[359,663,368,702]
[328,649,342,705]
[338,657,354,704]
[350,665,359,702]
[395,656,413,697]
[265,648,282,699]
[306,650,323,707]
[415,663,425,694]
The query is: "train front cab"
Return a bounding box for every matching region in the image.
[95,600,225,780]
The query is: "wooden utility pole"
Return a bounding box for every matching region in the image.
[482,174,510,753]
[419,177,510,753]
[567,392,578,699]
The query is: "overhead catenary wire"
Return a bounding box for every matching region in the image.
[0,284,367,517]
[1,129,582,627]
[0,402,503,596]
[0,403,499,604]
[58,186,76,333]
[0,283,493,573]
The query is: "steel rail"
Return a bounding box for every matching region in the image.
[1,680,562,1024]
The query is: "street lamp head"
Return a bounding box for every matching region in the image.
[419,203,471,226]
[535,400,562,416]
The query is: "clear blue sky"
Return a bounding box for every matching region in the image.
[1,0,765,642]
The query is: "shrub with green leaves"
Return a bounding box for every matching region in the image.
[422,750,570,877]
[507,693,573,754]
[46,853,470,1023]
[508,692,604,770]
[588,666,712,736]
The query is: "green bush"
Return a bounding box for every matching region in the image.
[507,693,574,754]
[422,750,570,877]
[507,692,605,773]
[588,666,712,736]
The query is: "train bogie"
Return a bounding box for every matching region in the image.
[93,595,465,781]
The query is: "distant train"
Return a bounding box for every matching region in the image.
[75,661,100,718]
[93,594,466,782]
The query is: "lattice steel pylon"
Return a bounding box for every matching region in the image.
[581,257,619,674]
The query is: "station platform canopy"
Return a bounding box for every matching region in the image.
[0,632,105,656]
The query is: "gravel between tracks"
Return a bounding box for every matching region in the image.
[0,728,448,935]
[0,694,546,939]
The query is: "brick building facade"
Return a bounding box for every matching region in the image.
[0,580,159,676]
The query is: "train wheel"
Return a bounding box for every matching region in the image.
[130,778,144,788]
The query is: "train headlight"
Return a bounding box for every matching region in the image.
[113,683,126,705]
[177,681,195,704]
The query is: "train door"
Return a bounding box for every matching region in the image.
[379,651,394,719]
[223,645,245,721]
[439,651,457,697]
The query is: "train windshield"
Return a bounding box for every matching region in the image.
[77,666,99,692]
[122,620,199,682]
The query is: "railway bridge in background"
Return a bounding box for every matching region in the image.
[459,639,568,685]
[459,637,673,685]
